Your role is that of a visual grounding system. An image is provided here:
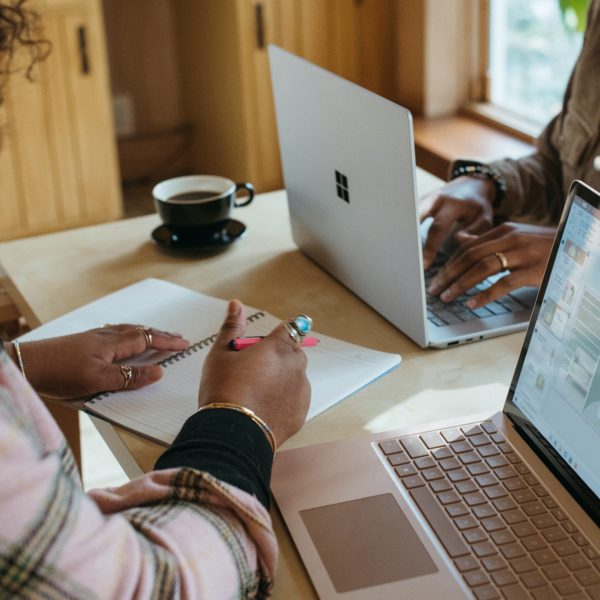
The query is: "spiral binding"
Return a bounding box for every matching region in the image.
[88,311,266,404]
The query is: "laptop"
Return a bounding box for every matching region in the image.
[272,180,600,598]
[269,45,537,348]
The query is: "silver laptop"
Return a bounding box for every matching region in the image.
[269,45,536,348]
[272,180,600,598]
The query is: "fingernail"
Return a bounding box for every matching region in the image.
[467,299,476,309]
[228,299,242,317]
[440,290,452,302]
[428,284,438,294]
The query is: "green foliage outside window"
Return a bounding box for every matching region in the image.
[559,0,591,32]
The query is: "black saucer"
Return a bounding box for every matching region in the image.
[151,220,247,253]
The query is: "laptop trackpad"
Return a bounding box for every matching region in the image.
[300,493,438,593]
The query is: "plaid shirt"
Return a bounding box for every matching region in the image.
[0,349,277,599]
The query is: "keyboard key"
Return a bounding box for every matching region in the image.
[455,555,479,572]
[430,478,452,493]
[574,568,600,586]
[542,563,570,581]
[438,491,460,505]
[446,502,469,518]
[437,310,463,325]
[420,431,446,448]
[460,452,481,465]
[482,421,497,434]
[473,505,497,519]
[491,569,517,587]
[432,446,453,460]
[448,469,469,483]
[473,585,500,600]
[471,307,493,318]
[504,478,527,492]
[439,457,462,471]
[395,464,417,477]
[401,474,425,489]
[510,556,536,574]
[554,540,578,557]
[473,541,496,558]
[441,427,464,443]
[490,530,516,546]
[470,434,491,447]
[521,536,547,552]
[541,527,567,543]
[531,514,555,529]
[451,441,472,454]
[476,473,498,488]
[520,570,547,589]
[502,509,527,525]
[486,456,509,469]
[414,455,435,470]
[513,489,536,504]
[500,543,526,560]
[468,462,490,476]
[486,301,510,315]
[511,522,536,538]
[494,466,517,480]
[387,453,410,466]
[482,517,505,532]
[553,577,581,596]
[522,501,546,517]
[499,583,529,599]
[573,533,589,547]
[485,486,508,500]
[456,480,478,495]
[409,486,469,558]
[464,492,487,507]
[532,586,560,600]
[532,485,548,498]
[455,515,478,530]
[532,549,558,566]
[400,436,428,458]
[492,497,517,513]
[379,439,401,454]
[482,555,507,572]
[478,445,500,458]
[464,570,490,587]
[462,424,484,437]
[564,555,589,571]
[422,467,444,481]
[464,528,488,544]
[584,546,600,560]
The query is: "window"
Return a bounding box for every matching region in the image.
[486,0,587,129]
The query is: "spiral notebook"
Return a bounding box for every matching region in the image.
[20,279,401,445]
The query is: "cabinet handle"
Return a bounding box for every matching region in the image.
[78,25,90,74]
[255,3,265,49]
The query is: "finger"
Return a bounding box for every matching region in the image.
[422,213,456,270]
[453,231,477,246]
[438,255,505,303]
[263,322,307,355]
[467,272,527,308]
[460,215,491,236]
[146,328,190,352]
[103,364,163,392]
[214,299,247,348]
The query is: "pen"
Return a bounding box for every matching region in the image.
[228,336,320,351]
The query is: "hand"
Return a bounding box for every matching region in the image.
[11,325,189,399]
[420,176,497,269]
[199,300,311,448]
[427,222,556,308]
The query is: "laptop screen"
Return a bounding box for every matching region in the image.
[506,181,600,523]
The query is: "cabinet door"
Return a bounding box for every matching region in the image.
[0,0,121,240]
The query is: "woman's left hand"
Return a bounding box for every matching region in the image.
[10,325,189,399]
[427,222,556,308]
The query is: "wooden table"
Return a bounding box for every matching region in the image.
[0,173,525,597]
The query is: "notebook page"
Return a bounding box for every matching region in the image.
[20,278,401,444]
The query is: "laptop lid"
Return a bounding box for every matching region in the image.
[504,180,600,525]
[268,45,429,347]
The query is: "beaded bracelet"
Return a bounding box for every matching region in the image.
[197,402,277,453]
[450,159,506,208]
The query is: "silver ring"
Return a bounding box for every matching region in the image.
[120,365,134,390]
[284,321,303,344]
[137,326,153,350]
[495,252,509,271]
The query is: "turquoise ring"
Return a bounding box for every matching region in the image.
[285,314,312,343]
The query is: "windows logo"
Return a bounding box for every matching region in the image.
[335,170,350,203]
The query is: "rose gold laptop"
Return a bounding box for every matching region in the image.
[272,181,600,599]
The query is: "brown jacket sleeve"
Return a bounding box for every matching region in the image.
[489,0,600,223]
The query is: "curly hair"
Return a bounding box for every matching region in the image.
[0,0,50,100]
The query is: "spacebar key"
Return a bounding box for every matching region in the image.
[410,486,470,558]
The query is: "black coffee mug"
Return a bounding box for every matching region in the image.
[152,175,255,230]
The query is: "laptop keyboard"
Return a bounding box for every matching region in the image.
[378,421,600,599]
[425,258,529,327]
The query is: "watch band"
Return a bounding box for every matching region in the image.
[450,159,506,208]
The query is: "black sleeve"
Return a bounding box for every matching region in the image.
[154,408,274,509]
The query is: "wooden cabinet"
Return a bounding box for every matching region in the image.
[172,0,395,192]
[0,0,121,241]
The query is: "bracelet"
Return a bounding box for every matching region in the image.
[450,159,506,208]
[13,339,26,378]
[197,402,277,453]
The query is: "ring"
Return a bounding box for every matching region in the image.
[120,365,134,390]
[495,252,509,271]
[284,314,313,343]
[137,326,153,350]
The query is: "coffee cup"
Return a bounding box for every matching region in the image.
[152,175,254,231]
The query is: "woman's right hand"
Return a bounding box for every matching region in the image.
[420,176,497,269]
[198,300,311,448]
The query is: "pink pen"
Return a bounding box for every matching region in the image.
[229,336,320,351]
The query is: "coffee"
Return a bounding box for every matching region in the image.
[168,190,221,202]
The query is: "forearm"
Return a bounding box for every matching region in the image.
[155,408,274,509]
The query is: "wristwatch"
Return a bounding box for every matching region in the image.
[450,159,506,208]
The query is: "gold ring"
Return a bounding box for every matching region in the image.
[120,365,134,390]
[495,252,509,271]
[137,326,153,350]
